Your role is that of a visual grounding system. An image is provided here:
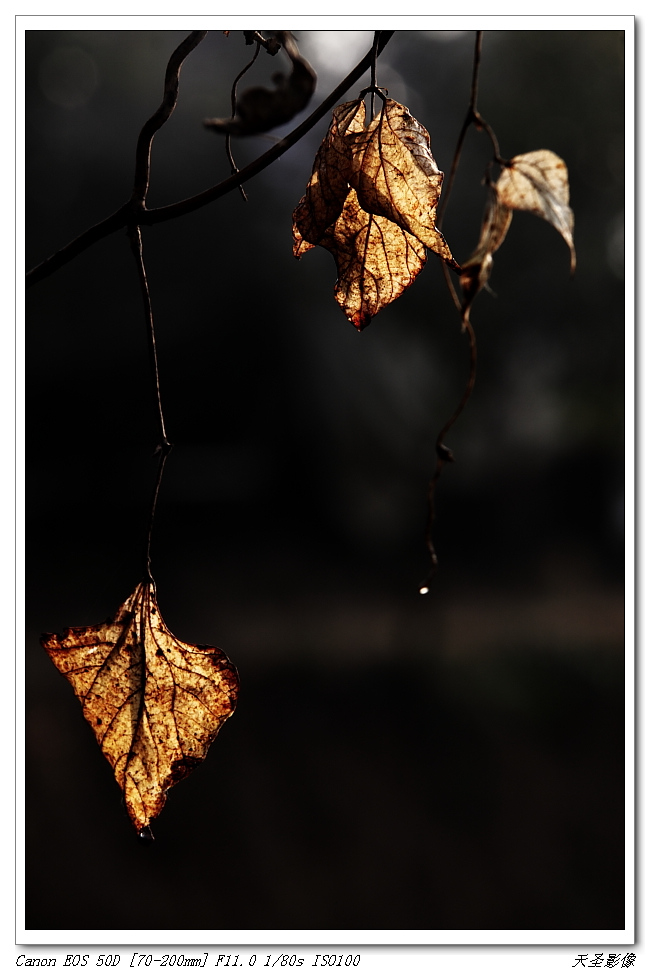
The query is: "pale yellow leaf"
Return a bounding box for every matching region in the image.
[495,149,575,272]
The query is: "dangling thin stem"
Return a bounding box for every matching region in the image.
[439,31,503,232]
[144,446,173,582]
[420,319,477,593]
[129,226,168,445]
[129,225,172,579]
[226,39,262,202]
[438,31,482,229]
[420,30,497,588]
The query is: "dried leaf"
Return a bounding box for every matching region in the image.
[495,150,575,272]
[205,32,315,136]
[41,580,239,833]
[293,97,458,329]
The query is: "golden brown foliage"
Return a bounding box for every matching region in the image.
[42,580,239,833]
[293,97,459,330]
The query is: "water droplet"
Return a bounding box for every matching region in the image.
[138,826,155,845]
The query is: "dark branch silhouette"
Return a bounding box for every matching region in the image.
[26,30,395,288]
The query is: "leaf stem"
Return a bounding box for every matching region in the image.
[437,31,483,229]
[128,225,172,579]
[438,31,503,233]
[129,226,168,447]
[226,38,262,202]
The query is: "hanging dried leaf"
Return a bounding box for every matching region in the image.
[495,150,575,273]
[292,96,458,329]
[205,32,316,136]
[460,182,513,314]
[42,580,239,834]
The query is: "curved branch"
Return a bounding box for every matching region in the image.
[26,30,395,288]
[438,31,483,228]
[132,30,208,205]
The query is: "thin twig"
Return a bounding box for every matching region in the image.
[226,39,262,201]
[129,226,168,446]
[439,30,504,235]
[128,225,172,578]
[420,319,477,592]
[438,31,483,229]
[441,262,463,315]
[26,203,130,287]
[144,447,172,582]
[420,30,489,590]
[27,31,395,288]
[132,31,208,207]
[131,32,201,581]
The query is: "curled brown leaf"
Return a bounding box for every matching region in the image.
[292,100,361,249]
[460,182,513,316]
[205,31,316,136]
[42,580,239,833]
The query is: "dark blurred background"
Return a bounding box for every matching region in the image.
[25,29,625,932]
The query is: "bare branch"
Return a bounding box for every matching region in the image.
[27,31,395,288]
[226,38,262,201]
[132,31,208,207]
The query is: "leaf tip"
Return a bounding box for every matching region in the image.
[350,311,372,331]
